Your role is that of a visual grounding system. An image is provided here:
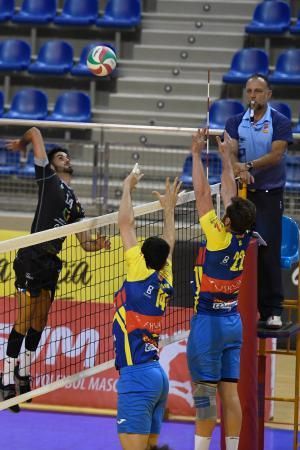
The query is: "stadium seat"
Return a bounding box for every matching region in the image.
[290,10,300,34]
[28,40,73,75]
[223,48,269,84]
[18,151,35,178]
[269,49,300,85]
[96,0,141,28]
[12,0,56,24]
[71,42,116,77]
[180,153,221,188]
[47,92,91,122]
[4,88,48,120]
[270,101,292,120]
[54,0,98,25]
[0,39,31,71]
[0,147,20,176]
[285,155,300,191]
[281,215,299,268]
[293,113,300,133]
[245,1,290,35]
[0,0,14,22]
[0,91,4,116]
[209,100,244,129]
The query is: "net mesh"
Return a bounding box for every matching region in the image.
[0,187,220,410]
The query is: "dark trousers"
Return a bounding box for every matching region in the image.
[247,188,284,320]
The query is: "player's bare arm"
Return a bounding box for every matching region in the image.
[118,167,144,252]
[6,127,47,161]
[216,131,237,209]
[76,230,111,252]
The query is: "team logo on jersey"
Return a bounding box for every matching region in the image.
[263,122,269,133]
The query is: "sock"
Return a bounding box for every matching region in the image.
[19,350,34,377]
[195,435,211,450]
[6,327,25,358]
[3,357,16,386]
[25,327,43,351]
[226,436,239,450]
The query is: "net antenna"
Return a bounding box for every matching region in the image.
[0,186,221,411]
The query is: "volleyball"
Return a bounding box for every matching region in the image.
[87,45,117,77]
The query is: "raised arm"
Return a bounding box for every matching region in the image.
[191,129,213,218]
[216,131,237,209]
[76,230,110,252]
[118,169,144,252]
[153,177,181,258]
[6,127,47,161]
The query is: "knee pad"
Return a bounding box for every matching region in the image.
[193,382,217,421]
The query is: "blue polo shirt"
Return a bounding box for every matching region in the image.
[225,105,293,190]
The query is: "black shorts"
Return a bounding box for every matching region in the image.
[13,247,62,300]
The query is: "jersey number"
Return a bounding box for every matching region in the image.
[230,250,245,272]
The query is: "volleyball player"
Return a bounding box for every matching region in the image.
[0,127,110,412]
[187,129,256,450]
[114,169,181,450]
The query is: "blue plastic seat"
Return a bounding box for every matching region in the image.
[293,112,300,133]
[281,215,299,268]
[209,100,244,129]
[0,91,3,116]
[28,40,73,75]
[0,39,31,71]
[54,0,98,25]
[270,101,292,120]
[47,91,91,122]
[223,48,269,84]
[290,10,300,34]
[71,42,116,77]
[0,0,14,22]
[245,1,290,35]
[285,155,300,191]
[0,147,20,176]
[12,0,56,23]
[180,153,221,188]
[96,0,141,28]
[4,88,48,120]
[269,49,300,85]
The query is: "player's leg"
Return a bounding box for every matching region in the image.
[219,314,243,450]
[187,314,222,450]
[119,433,149,450]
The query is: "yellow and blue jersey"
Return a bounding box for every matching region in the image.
[193,210,251,316]
[113,245,173,370]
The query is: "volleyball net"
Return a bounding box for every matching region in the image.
[0,185,221,411]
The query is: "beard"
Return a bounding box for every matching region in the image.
[248,101,264,111]
[53,164,74,175]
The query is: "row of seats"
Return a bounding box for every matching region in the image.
[0,89,91,122]
[246,1,300,35]
[223,48,300,84]
[0,39,116,77]
[0,0,141,28]
[180,153,300,191]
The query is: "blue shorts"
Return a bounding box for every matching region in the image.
[187,313,242,382]
[116,361,169,435]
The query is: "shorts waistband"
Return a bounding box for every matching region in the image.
[120,360,160,375]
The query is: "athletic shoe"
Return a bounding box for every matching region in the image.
[0,374,20,413]
[14,364,32,402]
[266,315,282,329]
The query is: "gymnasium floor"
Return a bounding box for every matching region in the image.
[1,409,294,450]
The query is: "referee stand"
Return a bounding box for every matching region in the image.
[257,215,300,450]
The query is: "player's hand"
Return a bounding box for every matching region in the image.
[95,234,111,251]
[216,131,232,159]
[153,177,182,210]
[191,128,207,155]
[123,166,144,192]
[6,139,27,154]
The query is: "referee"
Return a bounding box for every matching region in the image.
[0,127,110,412]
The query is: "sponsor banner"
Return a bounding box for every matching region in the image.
[0,297,194,415]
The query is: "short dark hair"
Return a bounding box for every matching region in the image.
[226,196,256,234]
[47,147,69,164]
[246,73,271,89]
[141,236,170,271]
[150,446,172,450]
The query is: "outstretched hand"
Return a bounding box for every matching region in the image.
[95,234,111,251]
[216,131,232,160]
[123,170,144,192]
[6,139,27,154]
[191,128,207,155]
[152,177,182,210]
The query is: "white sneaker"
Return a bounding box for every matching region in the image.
[266,316,282,329]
